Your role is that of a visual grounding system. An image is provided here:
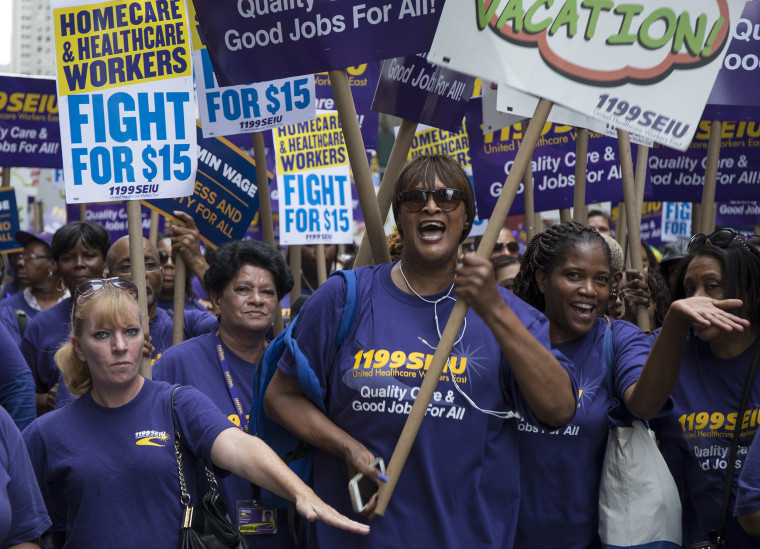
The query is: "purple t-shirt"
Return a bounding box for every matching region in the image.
[737,424,760,519]
[515,319,651,548]
[277,261,575,549]
[661,335,760,547]
[20,297,72,393]
[0,405,50,546]
[22,379,234,548]
[0,290,38,321]
[153,333,300,548]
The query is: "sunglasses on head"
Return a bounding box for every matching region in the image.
[687,229,744,253]
[73,278,138,314]
[398,188,464,213]
[493,241,519,254]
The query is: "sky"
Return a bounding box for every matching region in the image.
[0,4,11,66]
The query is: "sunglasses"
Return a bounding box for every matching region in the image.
[398,188,464,213]
[688,229,743,253]
[158,251,172,266]
[73,278,138,314]
[493,241,519,254]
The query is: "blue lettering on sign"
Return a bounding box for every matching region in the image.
[281,173,347,207]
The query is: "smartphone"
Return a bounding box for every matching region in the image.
[348,457,385,514]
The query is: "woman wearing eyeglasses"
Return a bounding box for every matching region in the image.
[21,278,369,548]
[0,231,67,323]
[263,154,576,549]
[20,221,110,416]
[648,229,760,547]
[153,240,300,548]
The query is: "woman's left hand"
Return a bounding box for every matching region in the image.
[454,253,503,318]
[669,296,749,332]
[295,492,371,534]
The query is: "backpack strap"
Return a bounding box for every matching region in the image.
[14,309,28,338]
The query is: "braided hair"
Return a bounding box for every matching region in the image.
[513,221,611,312]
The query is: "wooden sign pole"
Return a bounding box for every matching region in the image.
[354,119,418,268]
[126,200,152,378]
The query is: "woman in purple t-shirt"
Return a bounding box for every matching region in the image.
[651,230,760,547]
[23,278,368,548]
[511,221,744,548]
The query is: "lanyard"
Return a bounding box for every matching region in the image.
[214,332,249,433]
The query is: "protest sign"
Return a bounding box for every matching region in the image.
[274,111,353,245]
[704,1,760,120]
[0,75,63,169]
[315,64,380,150]
[648,120,760,203]
[714,201,760,227]
[428,0,746,150]
[195,49,316,138]
[0,189,21,253]
[660,202,692,242]
[466,99,640,218]
[145,124,260,249]
[51,0,197,204]
[66,201,165,241]
[482,81,524,134]
[613,201,663,245]
[193,0,442,86]
[373,54,475,133]
[188,0,316,139]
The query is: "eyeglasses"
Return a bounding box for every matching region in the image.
[112,260,162,276]
[398,188,464,213]
[688,229,743,253]
[158,251,172,266]
[20,253,53,261]
[73,278,138,314]
[493,241,519,254]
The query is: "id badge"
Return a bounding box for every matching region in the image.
[236,500,276,535]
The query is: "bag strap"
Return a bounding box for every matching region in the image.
[603,323,615,401]
[171,386,218,510]
[714,339,760,547]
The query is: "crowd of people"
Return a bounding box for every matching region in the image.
[1,154,760,548]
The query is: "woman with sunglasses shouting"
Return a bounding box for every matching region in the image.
[263,154,576,549]
[21,278,369,548]
[20,221,110,416]
[647,229,760,547]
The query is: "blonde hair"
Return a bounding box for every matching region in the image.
[56,285,141,396]
[600,233,625,273]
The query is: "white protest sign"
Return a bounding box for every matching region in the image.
[51,0,197,204]
[496,83,654,146]
[661,201,692,242]
[428,0,746,151]
[482,81,524,134]
[274,111,353,245]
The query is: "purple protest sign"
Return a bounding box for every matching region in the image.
[0,75,62,169]
[466,99,643,218]
[372,55,475,133]
[0,188,22,253]
[194,0,441,87]
[66,202,165,242]
[714,201,760,227]
[612,202,665,246]
[648,120,760,203]
[315,63,381,150]
[703,2,760,121]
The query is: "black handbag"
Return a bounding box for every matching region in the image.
[171,387,251,549]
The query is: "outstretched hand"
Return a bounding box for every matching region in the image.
[295,494,371,534]
[670,296,749,332]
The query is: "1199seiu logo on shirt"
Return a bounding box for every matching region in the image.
[135,430,170,446]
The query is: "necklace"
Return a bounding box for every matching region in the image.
[398,261,466,347]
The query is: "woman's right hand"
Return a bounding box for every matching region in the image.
[669,296,749,332]
[343,442,386,517]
